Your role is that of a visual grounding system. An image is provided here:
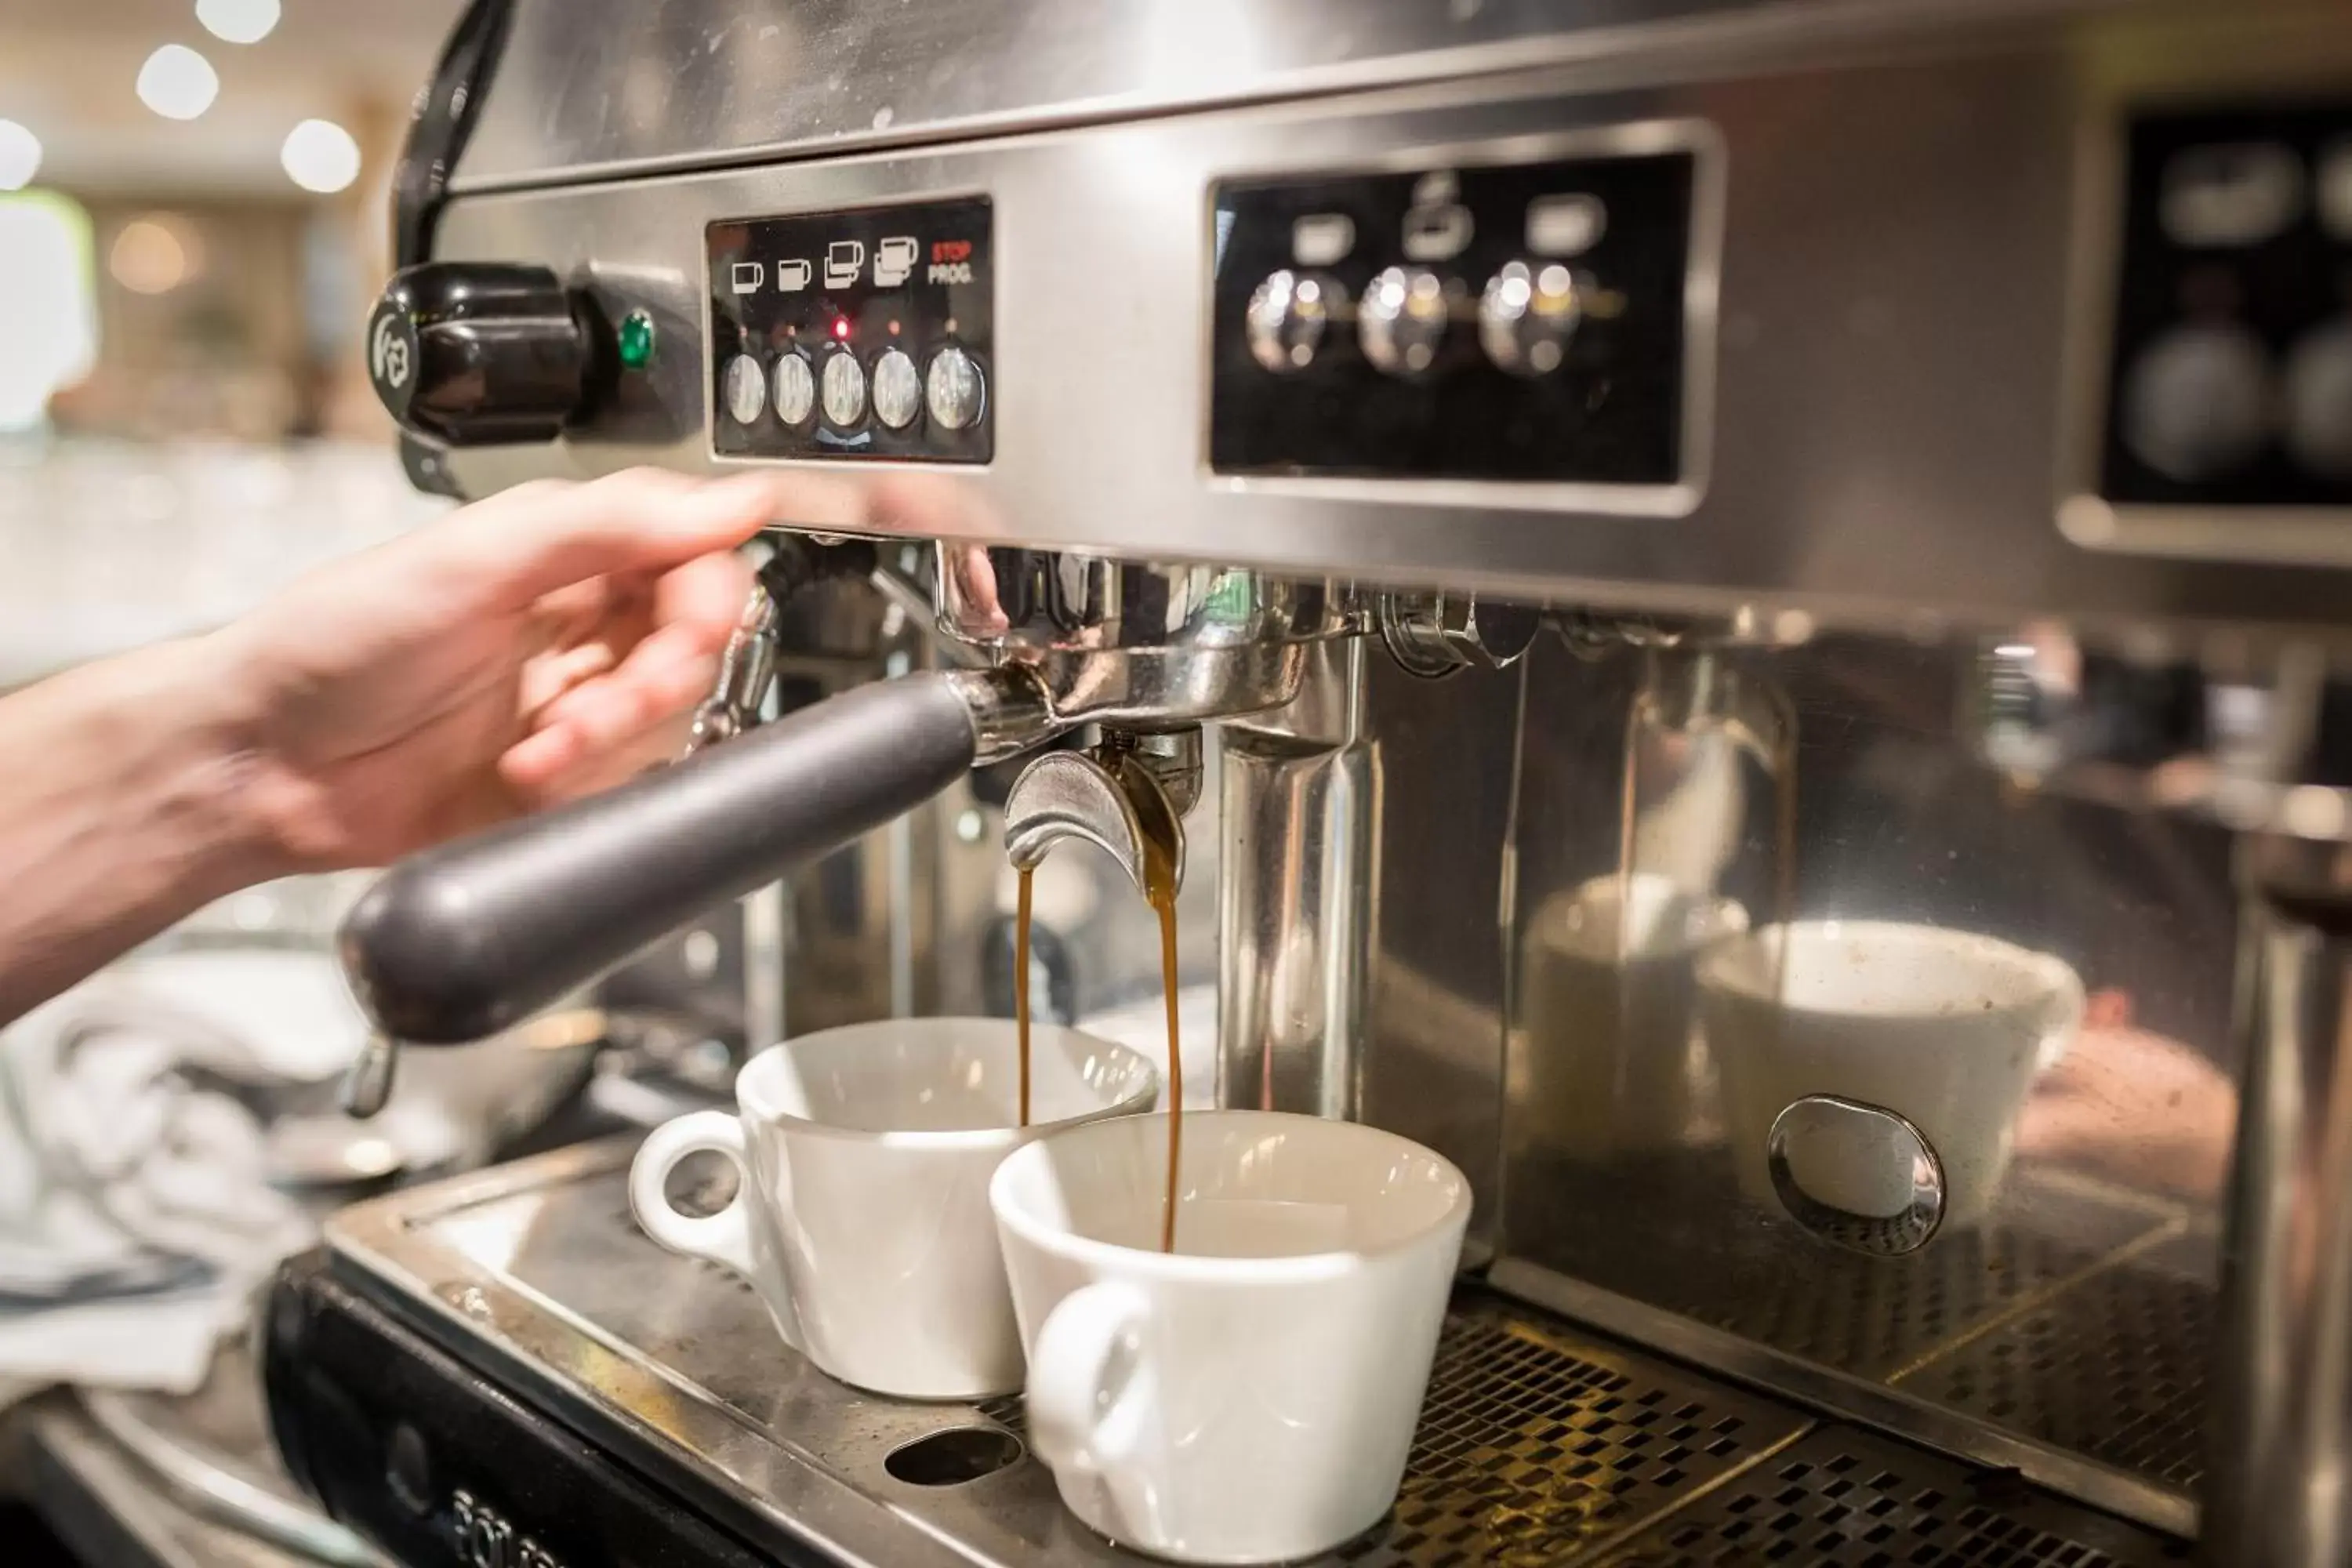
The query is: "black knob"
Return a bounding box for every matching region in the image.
[365,263,590,446]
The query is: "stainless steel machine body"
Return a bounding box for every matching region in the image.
[326,1,2352,1563]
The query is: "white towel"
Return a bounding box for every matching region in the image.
[0,959,334,1402]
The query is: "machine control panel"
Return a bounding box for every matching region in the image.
[1208,143,1700,488]
[2096,103,2352,508]
[707,198,992,463]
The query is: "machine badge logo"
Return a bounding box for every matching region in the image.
[874,236,919,287]
[369,311,411,391]
[824,239,866,289]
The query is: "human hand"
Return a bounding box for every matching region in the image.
[214,468,782,871]
[2016,1002,2238,1201]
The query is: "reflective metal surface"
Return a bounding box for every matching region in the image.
[684,578,779,753]
[1493,627,2238,1535]
[1217,639,1379,1123]
[308,1142,2183,1568]
[438,4,2352,616]
[448,0,1944,194]
[2201,839,2352,1568]
[935,549,1345,729]
[1004,733,1194,897]
[1766,1095,1947,1258]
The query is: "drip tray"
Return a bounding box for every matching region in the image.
[321,1140,2190,1568]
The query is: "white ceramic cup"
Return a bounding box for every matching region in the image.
[1516,873,1748,1160]
[1700,920,2084,1229]
[991,1109,1472,1565]
[628,1018,1156,1400]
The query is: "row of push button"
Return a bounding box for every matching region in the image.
[721,344,985,433]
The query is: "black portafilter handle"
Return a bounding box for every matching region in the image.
[340,671,1004,1044]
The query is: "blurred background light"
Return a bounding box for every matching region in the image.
[280,118,360,194]
[197,0,282,45]
[0,121,42,191]
[0,193,100,430]
[136,45,220,121]
[108,213,205,294]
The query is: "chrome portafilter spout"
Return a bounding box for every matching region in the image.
[1004,729,1200,895]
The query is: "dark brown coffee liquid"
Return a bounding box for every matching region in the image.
[1144,836,1181,1254]
[1007,776,1183,1250]
[1014,866,1035,1127]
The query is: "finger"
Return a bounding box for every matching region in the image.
[517,640,619,716]
[526,550,746,749]
[465,469,786,609]
[502,630,719,791]
[527,710,695,807]
[649,549,757,659]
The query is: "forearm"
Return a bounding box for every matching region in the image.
[0,634,292,1026]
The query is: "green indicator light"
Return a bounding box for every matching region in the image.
[616,309,655,370]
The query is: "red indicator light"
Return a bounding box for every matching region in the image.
[832,318,851,340]
[887,319,901,336]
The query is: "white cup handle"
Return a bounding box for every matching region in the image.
[628,1112,798,1348]
[1025,1282,1161,1530]
[2035,958,2088,1070]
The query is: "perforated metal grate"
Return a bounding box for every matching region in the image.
[978,1297,1808,1566]
[1896,1237,2214,1492]
[416,1154,2197,1568]
[1510,1154,2172,1379]
[1594,1426,2195,1567]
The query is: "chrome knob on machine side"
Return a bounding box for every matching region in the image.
[1478,260,1581,376]
[1358,265,1450,375]
[1246,269,1341,372]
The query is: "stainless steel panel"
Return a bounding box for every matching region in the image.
[450,0,2001,194]
[439,6,2352,630]
[2201,845,2352,1568]
[1490,627,2242,1534]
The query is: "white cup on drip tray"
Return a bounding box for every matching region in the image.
[989,1109,1472,1565]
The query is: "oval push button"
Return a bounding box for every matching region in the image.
[772,350,815,428]
[721,354,766,426]
[820,349,868,429]
[925,346,985,431]
[873,347,922,430]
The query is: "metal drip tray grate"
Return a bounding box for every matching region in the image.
[1593,1426,2194,1566]
[1509,1153,2175,1378]
[1333,1308,1795,1565]
[1506,1151,2212,1508]
[1893,1235,2215,1493]
[325,1141,2193,1568]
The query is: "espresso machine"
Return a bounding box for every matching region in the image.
[261,0,2352,1563]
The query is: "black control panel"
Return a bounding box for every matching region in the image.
[1208,146,1699,486]
[2098,103,2352,506]
[707,198,993,463]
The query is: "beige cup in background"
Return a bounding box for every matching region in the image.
[629,1018,1156,1400]
[992,1109,1471,1565]
[1515,873,1749,1161]
[1700,921,2083,1231]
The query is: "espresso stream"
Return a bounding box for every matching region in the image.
[1015,866,1034,1127]
[1013,829,1184,1252]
